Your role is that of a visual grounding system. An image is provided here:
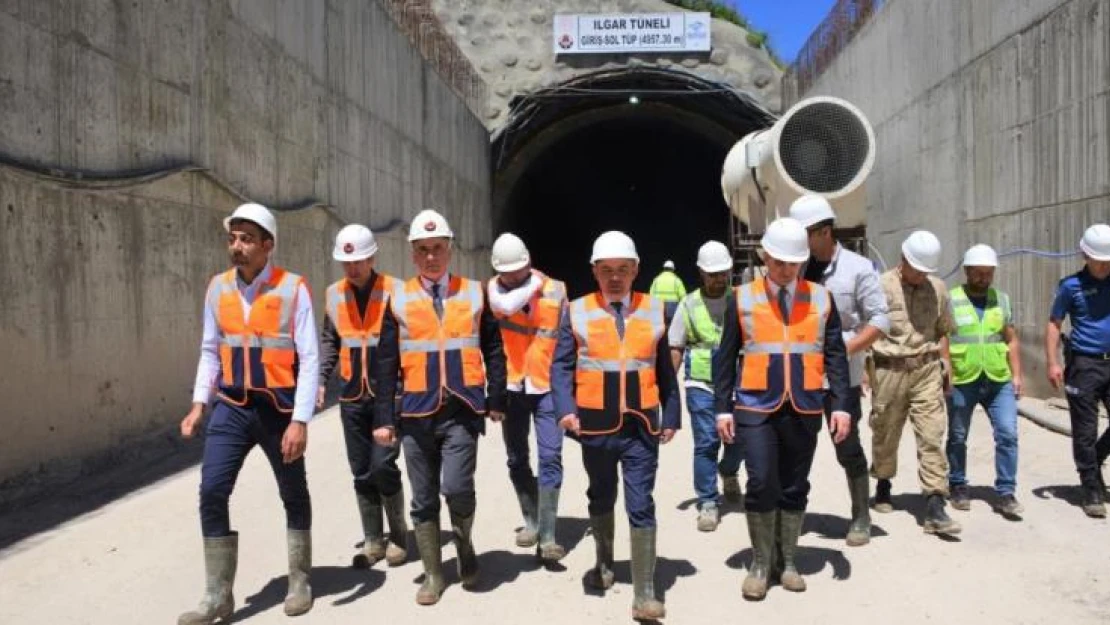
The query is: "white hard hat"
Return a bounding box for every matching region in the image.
[491,232,530,272]
[788,194,836,229]
[962,243,998,268]
[663,259,675,270]
[696,241,733,273]
[408,209,454,242]
[591,231,639,264]
[1080,224,1110,261]
[760,218,810,263]
[224,202,277,244]
[901,230,942,273]
[333,224,378,262]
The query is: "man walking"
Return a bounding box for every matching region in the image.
[179,203,318,623]
[650,259,687,325]
[669,241,744,532]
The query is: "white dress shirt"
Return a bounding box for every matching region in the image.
[192,262,320,423]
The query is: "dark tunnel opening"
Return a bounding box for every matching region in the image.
[492,68,775,298]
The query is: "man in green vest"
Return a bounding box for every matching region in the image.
[650,259,687,325]
[946,244,1024,517]
[669,242,743,531]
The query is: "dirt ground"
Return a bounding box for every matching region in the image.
[1,398,1108,625]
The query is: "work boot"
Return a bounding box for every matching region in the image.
[413,521,445,605]
[1081,485,1107,518]
[776,510,806,592]
[451,512,480,589]
[586,513,616,590]
[178,533,238,625]
[514,483,540,548]
[845,473,872,547]
[873,478,893,513]
[629,527,666,620]
[697,504,721,532]
[949,484,971,511]
[922,494,962,534]
[536,487,566,562]
[996,494,1025,517]
[352,493,386,568]
[382,488,409,566]
[722,475,744,506]
[741,511,776,601]
[283,529,313,616]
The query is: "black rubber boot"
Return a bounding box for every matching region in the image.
[413,521,445,605]
[586,513,615,590]
[846,473,872,546]
[630,527,665,619]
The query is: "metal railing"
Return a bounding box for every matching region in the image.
[784,0,887,100]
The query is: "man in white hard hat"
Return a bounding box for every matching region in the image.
[317,224,408,568]
[486,232,569,561]
[551,230,680,620]
[869,230,960,535]
[179,202,319,623]
[789,194,890,546]
[668,240,744,532]
[372,209,507,605]
[945,244,1024,518]
[1046,223,1110,518]
[713,217,851,600]
[650,258,687,325]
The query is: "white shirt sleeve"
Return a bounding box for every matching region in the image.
[488,274,542,317]
[291,283,320,423]
[667,303,688,348]
[191,284,220,405]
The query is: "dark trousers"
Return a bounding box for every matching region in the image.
[735,408,822,513]
[663,301,678,327]
[199,398,311,537]
[340,396,402,503]
[579,422,660,528]
[824,386,868,478]
[1065,354,1110,486]
[503,391,565,490]
[399,399,481,524]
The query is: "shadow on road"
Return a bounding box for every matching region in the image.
[726,545,851,580]
[578,556,697,600]
[1032,483,1090,511]
[888,494,963,542]
[234,565,386,620]
[675,496,745,521]
[802,511,890,541]
[442,549,542,593]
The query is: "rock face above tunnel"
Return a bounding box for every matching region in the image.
[432,1,784,129]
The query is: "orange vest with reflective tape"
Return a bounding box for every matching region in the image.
[209,266,304,414]
[734,279,831,416]
[489,272,566,393]
[325,273,394,402]
[393,276,487,417]
[568,292,665,435]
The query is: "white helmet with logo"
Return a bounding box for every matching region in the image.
[491,233,530,272]
[408,209,454,242]
[333,224,378,262]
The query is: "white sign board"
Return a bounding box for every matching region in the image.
[552,13,712,55]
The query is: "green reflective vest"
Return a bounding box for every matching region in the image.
[650,271,687,303]
[949,285,1012,385]
[681,290,722,383]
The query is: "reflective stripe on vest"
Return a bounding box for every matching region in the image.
[681,290,722,383]
[735,279,830,416]
[393,276,487,417]
[490,273,566,392]
[209,267,302,414]
[949,286,1012,384]
[650,271,684,302]
[326,274,394,402]
[569,292,665,435]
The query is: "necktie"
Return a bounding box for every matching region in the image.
[431,283,444,319]
[611,302,625,339]
[778,287,791,320]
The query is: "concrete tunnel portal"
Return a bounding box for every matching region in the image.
[492,68,776,296]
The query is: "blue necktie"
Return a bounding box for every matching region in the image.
[431,283,444,319]
[778,287,791,320]
[612,302,625,339]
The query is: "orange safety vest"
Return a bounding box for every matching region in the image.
[209,266,304,414]
[489,272,566,393]
[734,278,831,417]
[325,273,394,402]
[392,275,487,417]
[568,292,665,435]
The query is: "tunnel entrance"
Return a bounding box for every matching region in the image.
[493,68,776,297]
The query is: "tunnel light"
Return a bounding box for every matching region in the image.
[628,95,640,105]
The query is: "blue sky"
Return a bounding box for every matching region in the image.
[727,0,839,64]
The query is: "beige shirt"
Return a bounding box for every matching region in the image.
[872,269,953,358]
